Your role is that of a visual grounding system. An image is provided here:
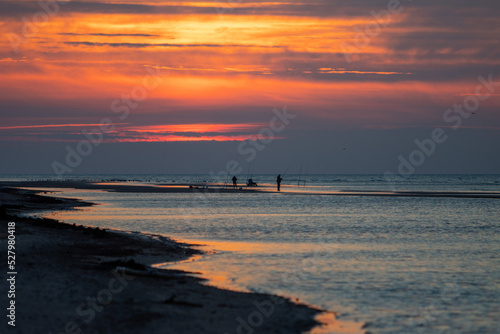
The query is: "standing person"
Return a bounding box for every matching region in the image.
[232,175,237,189]
[277,174,283,191]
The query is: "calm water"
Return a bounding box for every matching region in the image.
[6,174,500,333]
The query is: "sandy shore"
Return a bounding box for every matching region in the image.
[0,186,326,334]
[1,180,498,199]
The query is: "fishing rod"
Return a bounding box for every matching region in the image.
[303,163,309,187]
[277,161,294,190]
[298,162,303,187]
[296,160,310,187]
[246,162,251,185]
[224,151,232,188]
[246,162,256,188]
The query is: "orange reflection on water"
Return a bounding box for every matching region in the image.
[162,239,321,290]
[165,239,365,334]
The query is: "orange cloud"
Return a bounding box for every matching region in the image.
[123,123,267,133]
[108,134,267,142]
[1,1,499,144]
[0,123,123,130]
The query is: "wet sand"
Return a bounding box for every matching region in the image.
[0,185,355,334]
[1,180,498,199]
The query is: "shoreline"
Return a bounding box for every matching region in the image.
[0,185,347,334]
[1,180,499,199]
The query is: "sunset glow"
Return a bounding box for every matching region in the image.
[2,1,499,143]
[1,0,499,174]
[2,3,500,333]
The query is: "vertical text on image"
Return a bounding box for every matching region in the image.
[6,221,17,327]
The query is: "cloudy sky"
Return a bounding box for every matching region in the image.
[1,0,499,175]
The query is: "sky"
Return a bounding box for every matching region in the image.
[0,0,499,176]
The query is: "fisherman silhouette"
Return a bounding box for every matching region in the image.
[277,174,283,191]
[232,176,237,189]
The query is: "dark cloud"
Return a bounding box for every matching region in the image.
[58,33,161,37]
[0,0,498,18]
[64,41,285,48]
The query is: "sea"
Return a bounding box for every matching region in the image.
[3,174,499,333]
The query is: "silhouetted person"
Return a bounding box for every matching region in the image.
[277,174,283,191]
[232,175,237,189]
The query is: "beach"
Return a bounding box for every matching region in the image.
[0,185,332,334]
[2,0,498,331]
[0,175,498,334]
